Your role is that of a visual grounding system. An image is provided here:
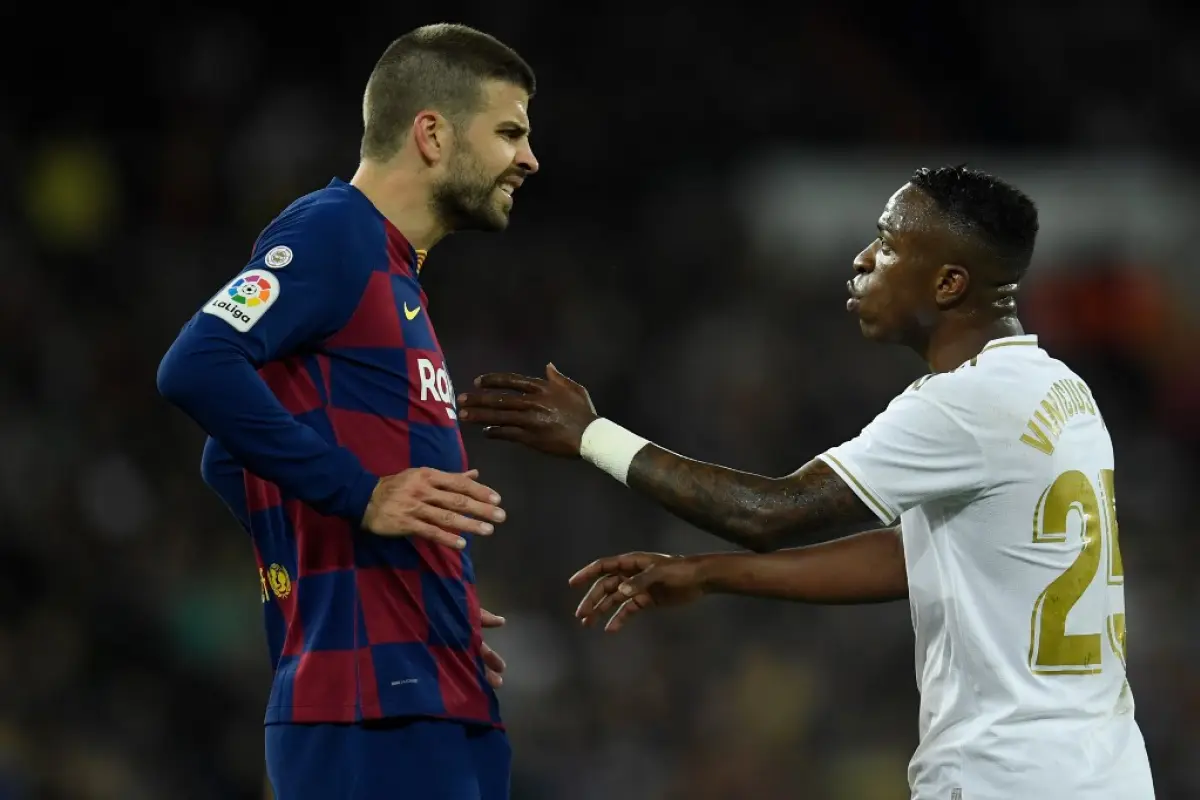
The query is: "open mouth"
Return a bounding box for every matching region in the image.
[497,175,523,198]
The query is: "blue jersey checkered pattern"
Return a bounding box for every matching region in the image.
[159,179,500,726]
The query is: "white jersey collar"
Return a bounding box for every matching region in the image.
[980,334,1039,354]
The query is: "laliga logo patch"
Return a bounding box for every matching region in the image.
[264,245,293,269]
[202,270,281,332]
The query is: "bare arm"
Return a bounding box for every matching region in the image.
[571,526,906,632]
[692,525,906,603]
[458,367,881,551]
[625,450,878,552]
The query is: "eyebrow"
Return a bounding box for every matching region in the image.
[499,121,531,136]
[876,222,892,235]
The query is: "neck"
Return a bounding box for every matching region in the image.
[350,159,447,251]
[923,315,1024,373]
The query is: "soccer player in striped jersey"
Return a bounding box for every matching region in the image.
[458,167,1156,800]
[157,24,538,800]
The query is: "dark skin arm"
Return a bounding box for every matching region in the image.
[569,526,907,632]
[457,365,880,552]
[626,447,871,552]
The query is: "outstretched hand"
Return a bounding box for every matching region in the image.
[568,552,705,632]
[457,364,598,458]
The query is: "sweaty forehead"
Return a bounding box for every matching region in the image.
[878,183,939,234]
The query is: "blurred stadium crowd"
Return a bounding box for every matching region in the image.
[2,3,1199,798]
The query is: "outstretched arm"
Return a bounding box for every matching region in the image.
[621,448,874,552]
[570,526,906,632]
[692,525,906,602]
[458,365,879,552]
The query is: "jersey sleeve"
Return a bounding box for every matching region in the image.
[193,203,365,362]
[817,381,986,525]
[200,436,251,532]
[157,202,378,524]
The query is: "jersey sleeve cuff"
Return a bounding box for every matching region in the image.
[816,451,900,525]
[344,468,379,528]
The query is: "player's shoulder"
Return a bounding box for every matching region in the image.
[901,335,1093,427]
[268,181,377,236]
[254,180,382,261]
[906,335,1044,393]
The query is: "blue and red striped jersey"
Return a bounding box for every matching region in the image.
[158,178,500,727]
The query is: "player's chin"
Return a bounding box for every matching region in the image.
[851,299,894,342]
[478,193,513,229]
[488,207,513,230]
[484,211,510,231]
[460,205,510,233]
[855,312,893,342]
[859,319,911,345]
[493,189,515,215]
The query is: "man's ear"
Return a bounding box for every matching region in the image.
[413,111,451,165]
[934,264,970,310]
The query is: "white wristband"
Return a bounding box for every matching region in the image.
[580,418,651,486]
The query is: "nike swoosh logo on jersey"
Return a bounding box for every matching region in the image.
[404,302,421,321]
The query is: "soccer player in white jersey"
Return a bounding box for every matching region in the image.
[456,165,1156,800]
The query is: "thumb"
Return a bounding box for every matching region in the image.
[618,568,655,598]
[546,362,577,387]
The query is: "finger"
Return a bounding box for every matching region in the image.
[576,574,618,616]
[569,559,607,587]
[457,391,545,412]
[576,574,624,619]
[404,521,467,550]
[482,426,536,445]
[458,408,537,427]
[595,581,638,619]
[568,554,648,587]
[545,362,575,385]
[473,373,544,393]
[425,470,502,504]
[580,589,629,628]
[480,608,506,628]
[617,565,664,599]
[416,504,496,537]
[481,642,506,673]
[485,668,503,689]
[425,490,506,524]
[577,576,624,620]
[605,594,654,633]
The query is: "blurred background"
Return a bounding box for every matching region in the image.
[3,2,1200,798]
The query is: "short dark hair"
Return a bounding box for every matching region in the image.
[361,24,536,161]
[910,165,1040,277]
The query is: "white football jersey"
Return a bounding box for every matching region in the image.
[819,335,1154,800]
